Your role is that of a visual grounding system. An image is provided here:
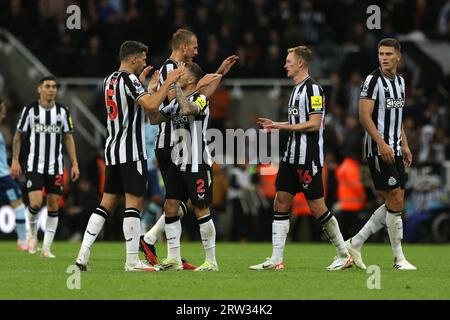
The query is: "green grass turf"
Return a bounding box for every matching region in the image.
[0,241,449,300]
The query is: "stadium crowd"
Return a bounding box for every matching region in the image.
[0,0,449,242]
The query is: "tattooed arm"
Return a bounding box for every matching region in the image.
[175,84,200,116]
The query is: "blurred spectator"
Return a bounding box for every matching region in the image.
[77,35,110,77]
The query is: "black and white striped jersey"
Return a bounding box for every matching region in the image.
[155,58,178,150]
[283,76,325,168]
[16,101,74,175]
[161,91,212,172]
[103,71,148,165]
[360,68,405,158]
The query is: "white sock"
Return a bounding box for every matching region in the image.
[27,207,40,238]
[320,212,348,258]
[123,208,141,265]
[144,213,166,245]
[386,209,406,262]
[79,209,107,259]
[198,215,216,264]
[42,212,58,251]
[165,217,182,263]
[351,204,386,250]
[271,213,290,263]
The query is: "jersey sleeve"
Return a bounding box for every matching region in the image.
[360,74,379,100]
[159,62,177,89]
[62,108,75,133]
[306,84,325,115]
[16,106,30,132]
[125,74,148,102]
[194,94,209,115]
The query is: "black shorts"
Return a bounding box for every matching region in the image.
[155,147,173,186]
[275,161,324,200]
[165,165,213,208]
[25,172,64,195]
[104,160,148,196]
[367,155,406,191]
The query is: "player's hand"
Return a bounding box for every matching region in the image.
[257,118,273,129]
[217,55,239,76]
[402,145,412,168]
[166,67,184,84]
[10,160,21,178]
[379,142,395,164]
[71,163,80,182]
[148,70,160,93]
[139,66,153,84]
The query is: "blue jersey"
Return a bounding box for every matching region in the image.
[0,132,10,178]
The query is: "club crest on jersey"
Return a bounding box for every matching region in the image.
[388,176,397,186]
[386,98,404,109]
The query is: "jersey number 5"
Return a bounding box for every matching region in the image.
[106,89,118,120]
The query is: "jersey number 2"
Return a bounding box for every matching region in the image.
[196,179,205,193]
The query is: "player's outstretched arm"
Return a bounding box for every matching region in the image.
[175,83,201,116]
[359,98,394,163]
[64,133,80,181]
[197,74,222,98]
[266,114,321,132]
[10,130,22,178]
[138,68,184,115]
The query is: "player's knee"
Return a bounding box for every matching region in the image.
[274,195,291,212]
[164,200,179,216]
[387,189,404,211]
[29,199,42,210]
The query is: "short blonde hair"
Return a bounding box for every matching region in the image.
[171,29,196,50]
[287,46,312,65]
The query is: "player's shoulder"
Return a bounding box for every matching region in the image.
[364,68,382,82]
[23,101,39,110]
[55,102,71,113]
[161,58,178,71]
[305,77,324,93]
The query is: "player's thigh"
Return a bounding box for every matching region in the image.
[25,172,44,195]
[120,160,148,198]
[301,166,324,201]
[104,165,123,195]
[44,174,64,195]
[367,156,403,191]
[185,166,213,210]
[165,166,189,204]
[155,148,172,186]
[275,161,301,196]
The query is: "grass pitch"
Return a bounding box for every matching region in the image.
[0,241,449,300]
